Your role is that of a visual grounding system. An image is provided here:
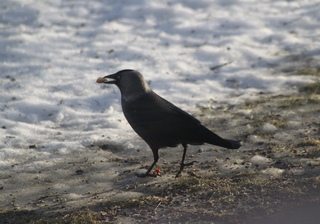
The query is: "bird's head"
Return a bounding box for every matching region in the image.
[97,69,150,101]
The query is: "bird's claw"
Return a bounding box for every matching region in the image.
[136,169,161,178]
[175,161,198,178]
[175,172,182,178]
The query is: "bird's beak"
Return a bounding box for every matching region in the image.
[96,74,116,84]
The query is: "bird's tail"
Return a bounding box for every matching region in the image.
[199,126,241,149]
[221,139,241,149]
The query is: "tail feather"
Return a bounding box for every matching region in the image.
[223,139,241,149]
[199,125,241,149]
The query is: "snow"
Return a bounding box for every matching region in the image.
[261,167,285,178]
[260,123,278,133]
[250,155,272,166]
[0,0,320,212]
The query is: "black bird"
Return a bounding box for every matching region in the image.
[97,69,241,177]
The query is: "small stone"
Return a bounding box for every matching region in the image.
[75,169,84,175]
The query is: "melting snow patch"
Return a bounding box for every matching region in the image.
[250,155,272,166]
[260,123,278,133]
[261,167,284,178]
[274,132,294,142]
[247,135,266,144]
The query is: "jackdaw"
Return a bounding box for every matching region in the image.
[97,69,241,177]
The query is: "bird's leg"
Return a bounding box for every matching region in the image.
[176,144,198,177]
[136,161,157,177]
[136,148,159,178]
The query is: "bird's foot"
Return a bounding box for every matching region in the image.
[175,172,182,178]
[136,169,161,178]
[175,161,198,178]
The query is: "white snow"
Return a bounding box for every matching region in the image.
[260,123,278,133]
[261,167,285,178]
[250,155,272,166]
[1,0,320,211]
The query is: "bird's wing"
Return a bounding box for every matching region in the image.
[122,92,204,147]
[122,91,202,135]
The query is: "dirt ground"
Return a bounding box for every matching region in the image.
[1,77,319,224]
